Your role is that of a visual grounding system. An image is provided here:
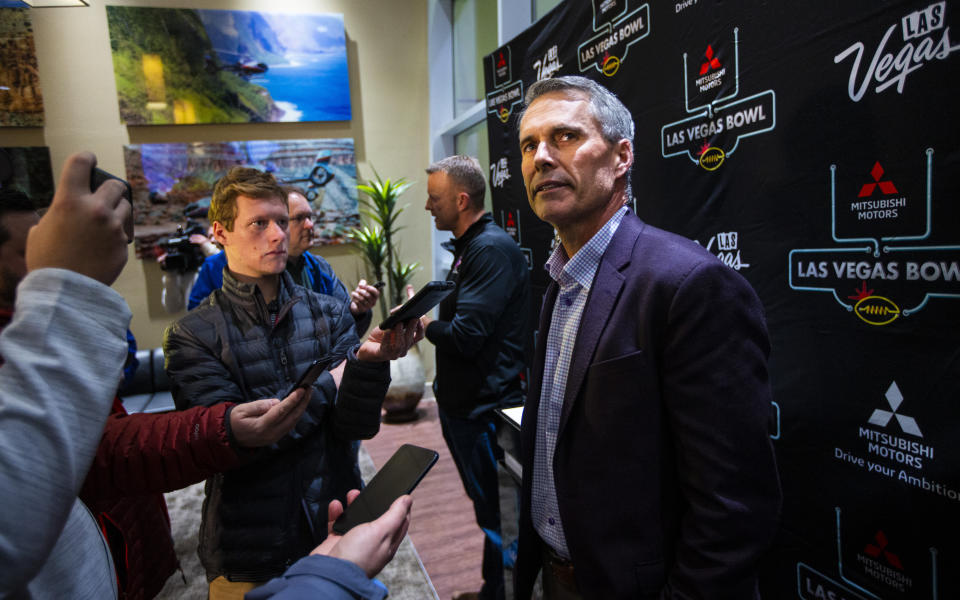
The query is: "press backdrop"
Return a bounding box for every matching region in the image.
[482,1,960,598]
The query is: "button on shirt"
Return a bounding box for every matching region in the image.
[532,206,626,559]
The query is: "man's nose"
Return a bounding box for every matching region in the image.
[533,141,554,169]
[270,221,286,239]
[304,215,314,229]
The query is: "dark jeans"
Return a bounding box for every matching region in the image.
[439,409,506,600]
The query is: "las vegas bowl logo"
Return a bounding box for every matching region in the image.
[602,55,620,77]
[698,146,725,171]
[855,295,901,326]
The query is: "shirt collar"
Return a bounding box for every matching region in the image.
[452,212,492,253]
[545,205,628,290]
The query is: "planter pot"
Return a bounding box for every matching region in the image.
[382,344,425,423]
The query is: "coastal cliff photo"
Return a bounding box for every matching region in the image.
[106,7,350,125]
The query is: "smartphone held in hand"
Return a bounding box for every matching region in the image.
[284,358,329,397]
[332,443,438,535]
[379,280,454,330]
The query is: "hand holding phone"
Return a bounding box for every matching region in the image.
[27,153,130,285]
[285,358,330,397]
[332,444,438,535]
[379,280,455,330]
[313,491,413,578]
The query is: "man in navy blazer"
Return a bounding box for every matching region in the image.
[513,75,781,599]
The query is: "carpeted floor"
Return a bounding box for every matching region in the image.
[155,446,438,599]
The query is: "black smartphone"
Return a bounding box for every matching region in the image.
[378,280,455,330]
[331,443,438,535]
[90,167,132,205]
[90,167,134,243]
[284,359,328,397]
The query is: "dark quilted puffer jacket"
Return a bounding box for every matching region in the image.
[163,270,390,581]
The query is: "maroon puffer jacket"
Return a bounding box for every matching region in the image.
[79,397,241,600]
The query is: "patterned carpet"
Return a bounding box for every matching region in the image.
[156,446,438,599]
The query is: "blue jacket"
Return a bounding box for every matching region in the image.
[246,555,388,600]
[188,251,371,333]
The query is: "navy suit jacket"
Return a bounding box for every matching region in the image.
[516,211,781,599]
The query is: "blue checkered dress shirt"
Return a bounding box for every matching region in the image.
[532,206,627,559]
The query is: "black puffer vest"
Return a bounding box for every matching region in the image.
[164,271,390,581]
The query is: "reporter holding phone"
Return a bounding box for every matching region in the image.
[248,492,413,600]
[419,156,532,600]
[164,167,422,599]
[0,152,133,597]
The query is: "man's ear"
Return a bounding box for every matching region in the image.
[614,139,634,178]
[211,221,228,246]
[456,191,472,213]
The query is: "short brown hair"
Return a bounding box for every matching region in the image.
[209,167,286,231]
[425,155,486,211]
[280,184,307,200]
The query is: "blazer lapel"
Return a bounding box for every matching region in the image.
[557,215,642,437]
[522,281,559,462]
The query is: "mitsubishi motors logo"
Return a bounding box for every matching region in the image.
[868,381,923,437]
[854,527,913,593]
[700,44,721,74]
[864,530,903,569]
[858,161,899,197]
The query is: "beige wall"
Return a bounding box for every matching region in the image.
[6,0,435,375]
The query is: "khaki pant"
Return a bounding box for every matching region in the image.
[207,576,267,600]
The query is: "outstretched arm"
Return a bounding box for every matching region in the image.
[80,388,312,501]
[245,491,412,600]
[0,152,132,593]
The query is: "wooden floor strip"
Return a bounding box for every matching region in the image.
[364,397,484,600]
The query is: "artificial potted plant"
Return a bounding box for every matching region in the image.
[349,170,424,422]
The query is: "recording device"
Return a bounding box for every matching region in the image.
[373,280,386,290]
[378,280,455,330]
[89,167,135,244]
[284,358,329,397]
[90,167,132,205]
[332,444,438,535]
[157,222,207,273]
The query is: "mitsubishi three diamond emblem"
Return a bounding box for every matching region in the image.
[867,381,922,437]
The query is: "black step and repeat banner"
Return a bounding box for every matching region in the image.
[483,1,959,598]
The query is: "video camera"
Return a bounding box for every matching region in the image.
[157,222,207,273]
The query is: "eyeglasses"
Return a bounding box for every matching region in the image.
[290,213,314,224]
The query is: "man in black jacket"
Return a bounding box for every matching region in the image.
[418,155,531,600]
[163,167,421,599]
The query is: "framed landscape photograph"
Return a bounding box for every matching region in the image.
[106,7,351,125]
[123,138,359,257]
[0,8,45,126]
[0,146,53,205]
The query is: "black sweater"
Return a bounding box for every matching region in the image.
[425,213,532,418]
